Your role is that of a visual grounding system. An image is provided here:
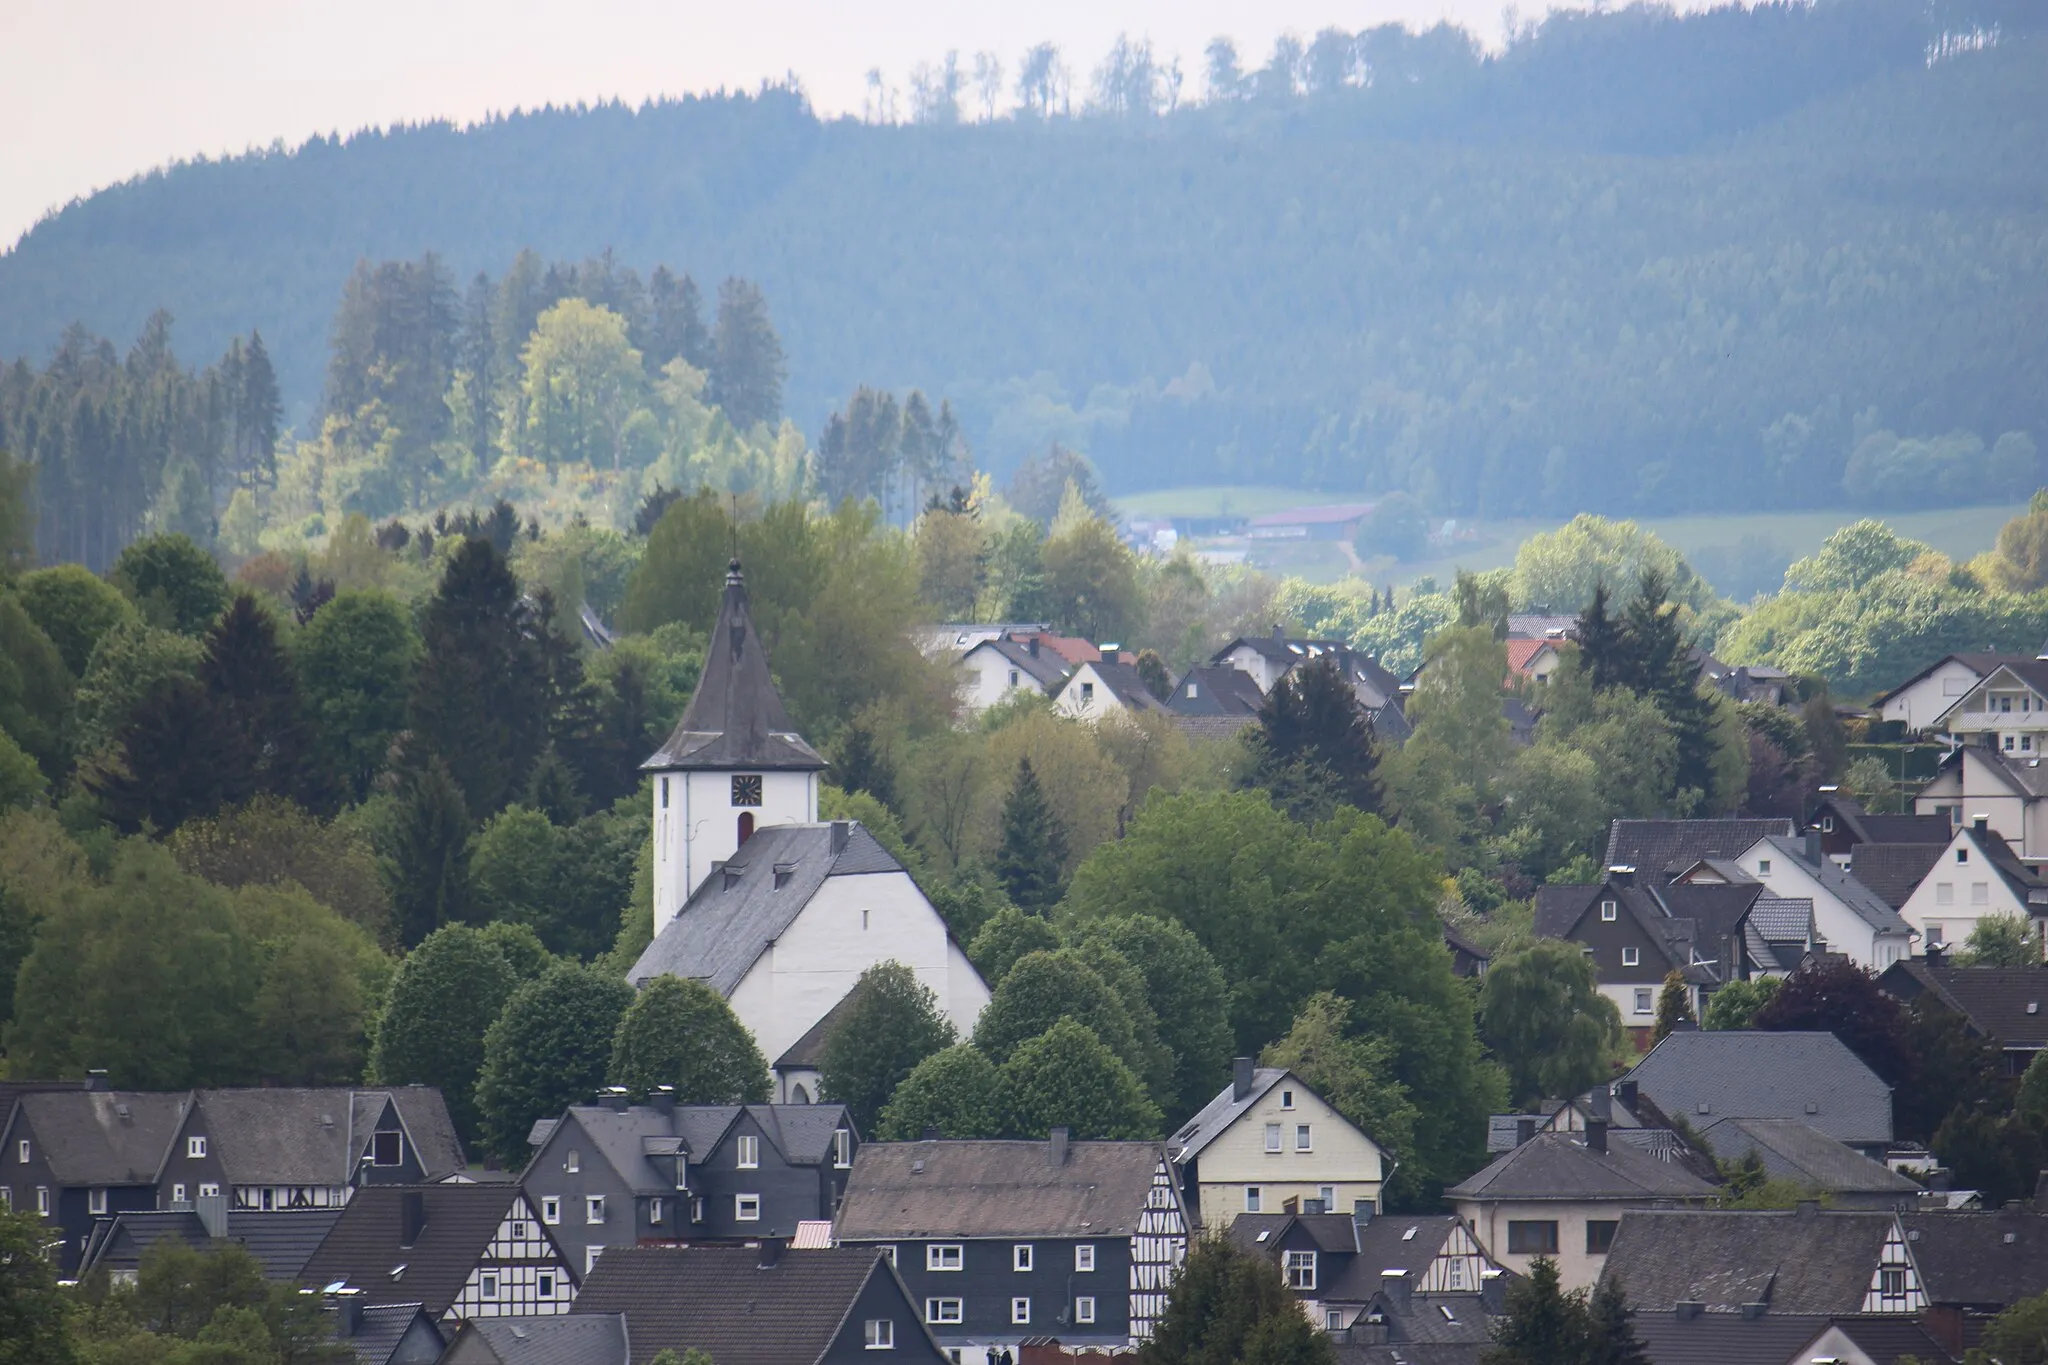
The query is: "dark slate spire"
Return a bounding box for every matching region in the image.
[643,559,826,772]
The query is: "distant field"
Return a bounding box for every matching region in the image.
[1113,490,2031,593]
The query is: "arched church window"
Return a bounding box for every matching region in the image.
[738,811,755,845]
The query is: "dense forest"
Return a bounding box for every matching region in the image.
[2,0,2044,514]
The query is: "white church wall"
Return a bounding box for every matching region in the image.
[653,769,818,935]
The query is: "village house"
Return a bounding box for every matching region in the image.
[1166,1060,1390,1233]
[1225,1209,1502,1338]
[1890,817,2048,956]
[1807,791,1953,861]
[1053,658,1166,721]
[1209,631,1411,741]
[0,1088,186,1272]
[1879,959,2048,1075]
[299,1185,577,1325]
[438,1315,629,1365]
[1875,651,2028,736]
[1728,833,1916,969]
[953,634,1069,715]
[1444,1122,1716,1291]
[1911,659,2048,859]
[832,1132,1188,1358]
[329,1297,446,1365]
[1533,874,1762,1041]
[1603,818,1798,881]
[1163,663,1266,742]
[1504,638,1564,686]
[570,1243,949,1365]
[79,1201,342,1282]
[521,1098,856,1272]
[1623,1030,1895,1159]
[633,559,989,1074]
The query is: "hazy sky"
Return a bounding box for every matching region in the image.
[0,0,1556,249]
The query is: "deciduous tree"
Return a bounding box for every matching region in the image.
[1479,939,1623,1107]
[819,961,958,1136]
[475,962,636,1165]
[877,1045,1005,1140]
[370,924,519,1145]
[1000,1018,1161,1140]
[609,975,771,1104]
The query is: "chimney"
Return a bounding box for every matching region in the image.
[328,1287,364,1339]
[1805,830,1823,865]
[1675,1302,1703,1321]
[921,1126,941,1141]
[1740,1302,1768,1320]
[1048,1127,1070,1168]
[196,1192,228,1241]
[1381,1269,1411,1313]
[1606,864,1634,886]
[1273,623,1286,642]
[1589,1085,1614,1125]
[1617,1080,1639,1111]
[757,1236,785,1269]
[1028,636,1040,658]
[1586,1119,1608,1155]
[831,821,851,857]
[1481,1268,1508,1315]
[1975,814,1991,834]
[1926,943,1947,968]
[1304,1198,1325,1215]
[84,1069,109,1092]
[1232,1057,1255,1102]
[400,1191,427,1247]
[1352,1199,1375,1243]
[1515,1118,1538,1148]
[651,1086,676,1119]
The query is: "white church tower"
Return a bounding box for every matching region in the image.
[644,558,825,935]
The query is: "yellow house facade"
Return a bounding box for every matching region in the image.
[1167,1061,1389,1234]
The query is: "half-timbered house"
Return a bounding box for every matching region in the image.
[300,1186,576,1325]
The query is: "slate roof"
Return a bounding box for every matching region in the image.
[1172,713,1260,742]
[1072,659,1166,711]
[16,1090,190,1184]
[1598,1206,1897,1313]
[1167,665,1266,717]
[1226,1211,1362,1257]
[642,561,826,772]
[962,636,1070,690]
[1795,1318,1959,1365]
[627,822,906,991]
[1627,1313,1838,1365]
[531,1104,852,1195]
[1757,836,1915,936]
[1506,613,1578,640]
[1532,882,1743,985]
[1697,1120,1920,1196]
[1604,819,1796,879]
[1328,1216,1471,1300]
[1751,896,1817,942]
[195,1088,464,1186]
[1169,1067,1290,1163]
[1442,1132,1717,1203]
[446,1315,630,1365]
[0,1081,87,1142]
[1880,962,2048,1050]
[774,983,867,1069]
[1817,797,1954,847]
[571,1245,910,1365]
[299,1185,538,1316]
[835,1139,1170,1239]
[1901,1208,2048,1308]
[347,1303,442,1365]
[82,1205,345,1281]
[1851,843,1950,909]
[1624,1032,1893,1147]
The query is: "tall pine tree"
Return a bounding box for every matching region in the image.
[1574,581,1627,691]
[391,754,475,947]
[995,757,1069,914]
[1248,654,1381,817]
[707,278,786,430]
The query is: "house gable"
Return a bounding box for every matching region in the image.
[443,1194,575,1323]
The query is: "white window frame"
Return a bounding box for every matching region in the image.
[1295,1124,1312,1152]
[1011,1297,1031,1325]
[1285,1250,1318,1291]
[835,1129,852,1168]
[737,1135,760,1169]
[370,1130,403,1167]
[735,1194,761,1221]
[565,1150,581,1174]
[1075,1296,1096,1324]
[1280,1090,1295,1110]
[1264,1122,1282,1153]
[188,1135,207,1159]
[586,1246,604,1275]
[1075,1244,1095,1272]
[927,1243,964,1271]
[479,1272,499,1300]
[1634,989,1653,1015]
[1758,859,1771,875]
[925,1298,963,1325]
[649,1197,664,1225]
[541,1195,561,1225]
[585,1195,606,1225]
[89,1188,107,1216]
[1245,1186,1262,1212]
[1013,1243,1033,1272]
[198,1182,219,1199]
[866,1319,895,1350]
[171,1183,186,1204]
[1621,947,1640,966]
[509,1221,528,1241]
[16,1140,27,1163]
[1600,900,1617,921]
[538,1271,557,1298]
[37,1187,50,1215]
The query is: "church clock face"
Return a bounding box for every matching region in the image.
[731,775,764,807]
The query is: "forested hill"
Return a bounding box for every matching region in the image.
[3,0,2045,516]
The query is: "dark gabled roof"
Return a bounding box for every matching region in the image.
[627,822,906,992]
[1532,883,1717,983]
[1627,1313,1838,1365]
[775,982,867,1070]
[642,561,825,772]
[1604,819,1797,880]
[1507,613,1578,640]
[347,1303,443,1365]
[1624,1032,1893,1146]
[836,1139,1170,1239]
[1656,881,1767,947]
[571,1245,908,1365]
[1902,1209,2048,1308]
[1172,713,1259,742]
[81,1206,347,1281]
[1696,1120,1920,1196]
[1961,824,2048,909]
[1599,1207,1897,1314]
[299,1185,536,1316]
[0,1081,87,1143]
[1168,665,1265,718]
[1226,1212,1361,1258]
[194,1089,463,1187]
[1758,837,1915,936]
[1071,659,1166,711]
[1443,1132,1716,1203]
[1851,844,1950,909]
[1750,896,1816,942]
[15,1090,189,1185]
[1815,797,1953,847]
[446,1314,630,1365]
[532,1104,852,1195]
[1880,962,2048,1050]
[1327,1216,1473,1300]
[1793,1317,1959,1365]
[962,635,1070,690]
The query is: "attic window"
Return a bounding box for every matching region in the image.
[1958,848,1969,864]
[1821,817,1835,833]
[1187,682,1199,698]
[724,864,746,891]
[1601,900,1617,922]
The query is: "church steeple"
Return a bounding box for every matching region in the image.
[646,558,824,929]
[643,559,826,773]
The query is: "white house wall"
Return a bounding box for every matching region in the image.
[1885,661,1987,734]
[1735,841,1905,969]
[1056,664,1131,722]
[653,769,818,934]
[1189,1082,1386,1234]
[1896,833,2039,957]
[957,645,1053,716]
[725,870,991,1067]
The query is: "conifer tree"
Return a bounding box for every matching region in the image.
[202,592,318,808]
[707,278,786,431]
[236,331,282,487]
[391,755,475,947]
[1247,654,1380,817]
[994,757,1069,913]
[1482,1258,1586,1365]
[1653,969,1695,1042]
[1584,1276,1654,1365]
[1575,580,1626,691]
